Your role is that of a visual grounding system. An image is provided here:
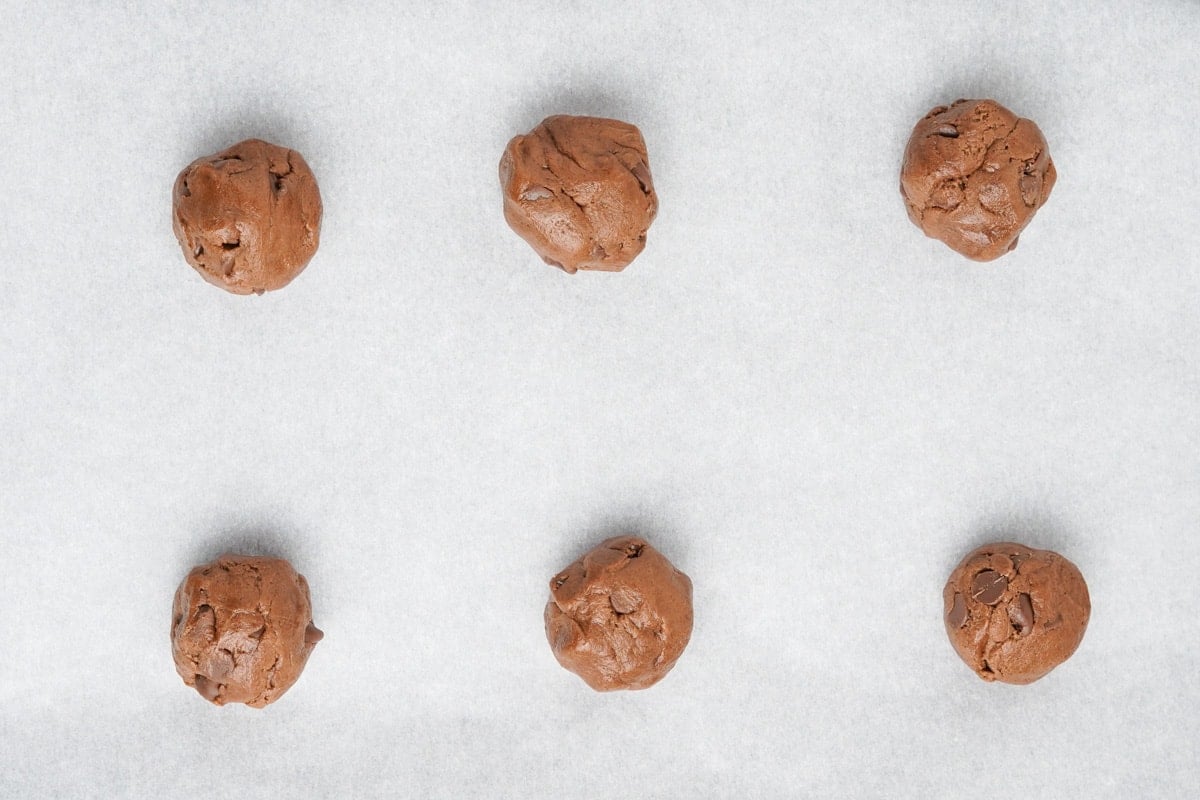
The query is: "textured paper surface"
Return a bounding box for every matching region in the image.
[1,1,1198,797]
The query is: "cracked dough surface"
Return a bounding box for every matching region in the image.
[499,115,657,274]
[943,542,1089,685]
[545,536,692,691]
[900,99,1055,261]
[172,138,322,294]
[171,554,323,707]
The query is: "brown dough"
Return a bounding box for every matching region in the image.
[943,542,1089,684]
[171,554,323,707]
[545,536,692,691]
[900,99,1055,261]
[172,139,322,294]
[499,115,657,274]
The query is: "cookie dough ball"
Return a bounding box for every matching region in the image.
[545,536,692,691]
[171,554,323,707]
[943,542,1089,684]
[900,99,1055,260]
[172,139,322,294]
[500,115,657,274]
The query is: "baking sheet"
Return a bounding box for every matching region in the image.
[1,1,1198,797]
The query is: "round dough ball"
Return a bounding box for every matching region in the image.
[172,139,322,294]
[500,115,657,274]
[900,99,1055,261]
[943,542,1089,685]
[545,536,692,691]
[171,554,323,707]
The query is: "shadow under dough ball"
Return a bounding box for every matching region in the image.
[943,542,1089,684]
[171,554,323,707]
[545,536,692,691]
[172,139,322,294]
[900,99,1055,261]
[500,115,657,274]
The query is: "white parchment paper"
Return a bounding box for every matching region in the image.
[1,1,1198,797]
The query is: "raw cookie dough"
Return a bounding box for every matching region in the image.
[545,535,692,691]
[172,138,322,294]
[900,99,1055,260]
[499,115,657,274]
[943,542,1089,684]
[171,554,323,707]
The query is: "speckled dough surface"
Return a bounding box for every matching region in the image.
[500,115,657,274]
[172,138,322,294]
[545,536,692,691]
[900,99,1055,261]
[943,542,1089,685]
[171,555,323,707]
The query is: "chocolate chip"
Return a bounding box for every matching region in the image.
[1008,593,1034,635]
[609,586,642,615]
[1019,173,1042,206]
[947,592,968,628]
[934,124,959,138]
[631,162,653,193]
[304,623,324,644]
[970,570,1008,605]
[193,674,221,702]
[520,185,554,201]
[193,604,216,638]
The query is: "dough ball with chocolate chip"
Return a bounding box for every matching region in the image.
[171,554,323,707]
[172,138,322,294]
[900,99,1055,261]
[943,542,1089,684]
[499,115,657,274]
[545,536,692,691]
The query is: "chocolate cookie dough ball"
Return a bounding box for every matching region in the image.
[943,542,1089,684]
[172,139,322,294]
[171,554,323,707]
[545,536,692,691]
[900,99,1055,260]
[500,115,657,274]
